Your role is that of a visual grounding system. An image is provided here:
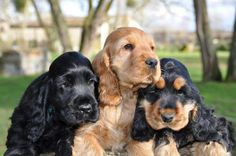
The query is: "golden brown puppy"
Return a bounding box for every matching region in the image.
[72,27,161,156]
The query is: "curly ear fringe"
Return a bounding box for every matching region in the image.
[5,73,52,156]
[191,107,220,142]
[92,48,122,106]
[191,107,235,152]
[216,117,235,152]
[21,73,51,142]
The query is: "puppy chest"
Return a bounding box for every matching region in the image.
[102,126,130,152]
[102,93,137,125]
[101,99,137,150]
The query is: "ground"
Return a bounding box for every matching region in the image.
[0,51,235,155]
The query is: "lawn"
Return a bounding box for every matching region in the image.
[0,51,235,155]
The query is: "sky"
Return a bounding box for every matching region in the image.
[2,0,236,32]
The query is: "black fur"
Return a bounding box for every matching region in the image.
[5,52,99,156]
[132,58,235,152]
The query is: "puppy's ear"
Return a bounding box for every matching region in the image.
[92,48,122,106]
[191,107,221,143]
[131,104,154,141]
[22,73,51,142]
[215,117,235,152]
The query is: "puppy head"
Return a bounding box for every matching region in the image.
[92,27,161,106]
[105,27,161,86]
[48,52,99,126]
[139,58,202,131]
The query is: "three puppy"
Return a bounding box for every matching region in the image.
[131,58,235,156]
[5,52,99,156]
[5,28,235,156]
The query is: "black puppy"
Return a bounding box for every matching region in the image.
[5,52,99,156]
[132,58,235,155]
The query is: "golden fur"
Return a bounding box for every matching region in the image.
[179,142,231,156]
[154,137,180,156]
[72,27,161,156]
[155,139,230,156]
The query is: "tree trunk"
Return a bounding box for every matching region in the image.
[31,0,57,52]
[48,0,72,52]
[226,11,236,81]
[193,0,222,81]
[12,0,28,48]
[79,0,113,55]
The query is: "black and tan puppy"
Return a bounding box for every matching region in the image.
[5,52,99,156]
[132,58,235,156]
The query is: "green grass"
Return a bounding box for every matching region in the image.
[0,75,37,155]
[196,82,236,123]
[158,51,229,81]
[0,51,235,155]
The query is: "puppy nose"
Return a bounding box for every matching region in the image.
[161,114,174,123]
[145,58,158,68]
[79,104,92,113]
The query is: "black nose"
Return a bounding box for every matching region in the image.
[161,114,174,123]
[78,104,92,113]
[145,58,158,68]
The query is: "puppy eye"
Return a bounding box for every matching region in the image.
[88,78,96,85]
[64,75,73,85]
[124,44,134,50]
[177,89,185,96]
[151,46,155,50]
[148,90,156,93]
[60,82,71,90]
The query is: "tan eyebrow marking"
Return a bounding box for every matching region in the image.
[173,77,186,90]
[156,77,165,89]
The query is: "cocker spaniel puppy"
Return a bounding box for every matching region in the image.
[5,52,99,156]
[132,58,235,156]
[72,27,161,156]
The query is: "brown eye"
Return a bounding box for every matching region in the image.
[151,46,155,50]
[88,78,96,85]
[124,44,134,50]
[60,81,71,91]
[177,88,185,96]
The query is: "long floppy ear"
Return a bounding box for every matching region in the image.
[187,84,221,142]
[21,73,51,142]
[216,117,235,152]
[92,49,122,106]
[191,107,221,142]
[131,102,154,141]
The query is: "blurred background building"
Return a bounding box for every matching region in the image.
[0,1,236,155]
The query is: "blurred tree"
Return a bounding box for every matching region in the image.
[0,0,11,47]
[226,11,236,81]
[79,0,113,55]
[31,0,57,52]
[12,0,28,12]
[126,0,136,7]
[48,0,72,52]
[126,0,150,11]
[12,0,29,47]
[0,0,11,18]
[193,0,222,81]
